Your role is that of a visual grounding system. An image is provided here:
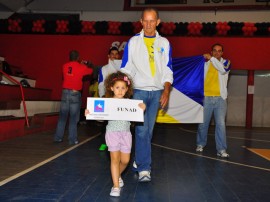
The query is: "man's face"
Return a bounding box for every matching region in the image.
[108,50,119,61]
[211,45,223,60]
[140,10,160,37]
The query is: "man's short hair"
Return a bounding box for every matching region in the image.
[108,46,119,54]
[212,43,224,51]
[141,7,159,20]
[69,50,79,61]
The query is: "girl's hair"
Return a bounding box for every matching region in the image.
[104,71,133,98]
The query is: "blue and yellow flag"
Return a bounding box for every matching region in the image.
[156,55,205,123]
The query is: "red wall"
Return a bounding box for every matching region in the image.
[0,34,269,100]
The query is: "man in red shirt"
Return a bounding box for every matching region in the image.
[54,50,93,145]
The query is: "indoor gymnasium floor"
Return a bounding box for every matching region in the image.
[0,122,269,202]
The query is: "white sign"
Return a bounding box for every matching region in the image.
[86,98,144,122]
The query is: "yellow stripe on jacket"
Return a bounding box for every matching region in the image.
[144,37,156,77]
[204,62,220,96]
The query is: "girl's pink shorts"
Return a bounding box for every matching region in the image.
[105,131,132,153]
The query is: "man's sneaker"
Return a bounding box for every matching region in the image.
[54,139,63,143]
[110,187,121,197]
[133,161,137,169]
[217,150,229,158]
[119,177,124,188]
[69,141,79,145]
[138,171,151,182]
[196,145,204,152]
[132,161,138,172]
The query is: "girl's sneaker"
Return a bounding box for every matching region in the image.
[119,177,124,188]
[110,187,121,197]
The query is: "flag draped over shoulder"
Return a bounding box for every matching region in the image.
[156,55,205,123]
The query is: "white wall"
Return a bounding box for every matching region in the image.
[80,10,270,23]
[0,11,12,19]
[1,10,269,24]
[227,74,247,127]
[30,0,270,23]
[1,0,269,23]
[227,72,270,127]
[253,75,270,127]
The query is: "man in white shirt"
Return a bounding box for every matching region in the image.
[120,8,173,182]
[196,43,231,158]
[98,46,120,97]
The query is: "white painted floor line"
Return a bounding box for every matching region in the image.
[152,143,270,172]
[0,133,101,187]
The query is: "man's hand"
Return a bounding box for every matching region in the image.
[203,53,211,60]
[160,82,171,109]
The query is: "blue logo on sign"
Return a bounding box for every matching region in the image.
[94,100,104,112]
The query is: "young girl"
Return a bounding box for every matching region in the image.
[85,71,146,197]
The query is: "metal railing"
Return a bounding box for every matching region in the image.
[0,70,30,127]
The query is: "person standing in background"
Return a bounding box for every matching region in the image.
[120,8,173,182]
[54,50,93,145]
[79,60,95,125]
[97,46,120,151]
[98,46,120,98]
[89,78,99,98]
[196,43,231,158]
